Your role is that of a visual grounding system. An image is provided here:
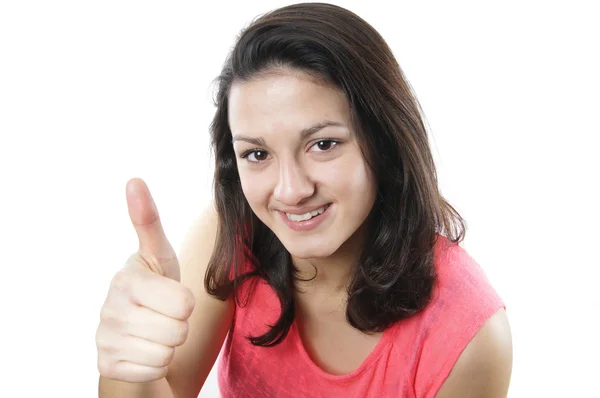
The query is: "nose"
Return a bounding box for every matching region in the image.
[273,158,315,206]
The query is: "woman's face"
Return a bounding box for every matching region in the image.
[229,70,377,260]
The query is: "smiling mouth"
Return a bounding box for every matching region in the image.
[285,204,330,222]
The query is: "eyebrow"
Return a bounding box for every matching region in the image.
[231,120,347,146]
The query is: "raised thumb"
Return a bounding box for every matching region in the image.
[126,177,180,281]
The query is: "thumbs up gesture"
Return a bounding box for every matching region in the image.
[96,178,196,382]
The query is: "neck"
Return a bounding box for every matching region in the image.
[292,218,370,297]
[292,256,354,295]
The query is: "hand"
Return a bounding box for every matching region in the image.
[96,178,195,382]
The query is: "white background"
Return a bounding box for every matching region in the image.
[1,1,598,397]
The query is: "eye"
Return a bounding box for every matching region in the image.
[310,139,338,152]
[241,149,270,163]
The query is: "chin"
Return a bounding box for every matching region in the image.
[280,237,340,260]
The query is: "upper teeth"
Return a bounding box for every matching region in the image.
[286,205,327,222]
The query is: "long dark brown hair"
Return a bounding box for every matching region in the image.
[205,2,466,347]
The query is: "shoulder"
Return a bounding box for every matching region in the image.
[435,308,513,397]
[411,235,508,397]
[430,235,503,314]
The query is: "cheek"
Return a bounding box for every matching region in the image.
[238,169,270,210]
[238,172,255,203]
[327,158,376,200]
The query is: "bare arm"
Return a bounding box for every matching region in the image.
[435,308,513,398]
[166,204,235,397]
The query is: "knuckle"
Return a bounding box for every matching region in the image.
[99,305,123,328]
[95,328,106,348]
[180,289,196,318]
[160,347,175,366]
[111,270,131,294]
[161,366,169,379]
[97,357,117,379]
[95,328,118,354]
[175,321,189,346]
[153,366,169,381]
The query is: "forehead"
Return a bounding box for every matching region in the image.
[227,71,351,137]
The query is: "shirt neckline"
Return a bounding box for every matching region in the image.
[290,317,398,382]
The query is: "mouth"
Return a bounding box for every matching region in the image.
[285,203,331,222]
[279,203,333,232]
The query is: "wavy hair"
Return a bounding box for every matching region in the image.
[205,2,466,347]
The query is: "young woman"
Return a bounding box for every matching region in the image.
[97,3,512,397]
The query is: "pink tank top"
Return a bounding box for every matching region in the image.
[217,235,505,397]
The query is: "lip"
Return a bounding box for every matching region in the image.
[278,203,332,232]
[279,204,330,215]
